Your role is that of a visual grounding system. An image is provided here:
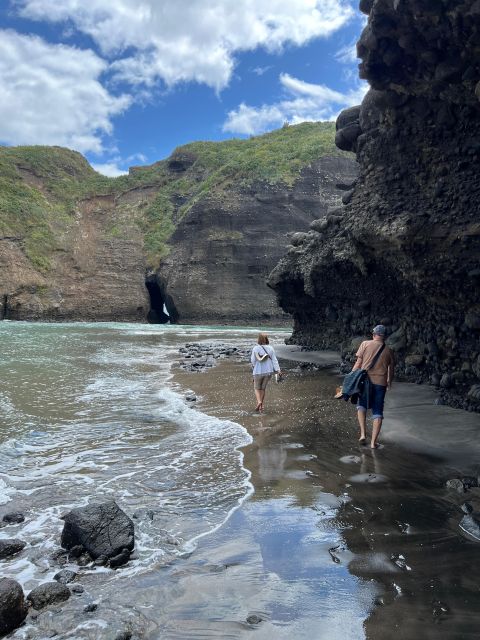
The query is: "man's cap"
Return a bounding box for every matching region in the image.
[372,324,386,336]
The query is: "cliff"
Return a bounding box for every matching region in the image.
[269,0,480,410]
[0,124,357,324]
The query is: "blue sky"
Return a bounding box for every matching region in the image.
[0,1,366,175]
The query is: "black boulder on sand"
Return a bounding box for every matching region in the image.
[0,539,26,559]
[61,501,134,564]
[27,582,70,610]
[0,578,28,636]
[1,512,25,526]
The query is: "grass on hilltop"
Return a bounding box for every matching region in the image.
[0,122,348,270]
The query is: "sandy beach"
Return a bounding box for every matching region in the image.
[170,346,480,640]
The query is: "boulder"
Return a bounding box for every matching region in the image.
[109,549,131,569]
[290,232,308,247]
[336,106,361,131]
[1,512,25,525]
[405,354,424,366]
[359,0,374,14]
[27,582,70,610]
[359,89,384,131]
[335,124,362,152]
[310,218,329,233]
[440,373,453,389]
[460,514,480,542]
[386,328,406,352]
[0,538,26,559]
[350,336,365,352]
[0,578,28,636]
[53,569,77,585]
[468,384,480,402]
[335,106,362,152]
[446,478,465,493]
[465,310,480,330]
[461,476,479,489]
[61,501,134,561]
[70,584,84,594]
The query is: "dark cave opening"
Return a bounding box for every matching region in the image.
[145,276,177,324]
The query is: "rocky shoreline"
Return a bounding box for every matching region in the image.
[0,502,137,639]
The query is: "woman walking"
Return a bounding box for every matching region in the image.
[250,333,281,412]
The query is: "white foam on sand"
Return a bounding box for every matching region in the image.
[0,477,14,504]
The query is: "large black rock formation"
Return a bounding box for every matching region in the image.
[269,0,480,409]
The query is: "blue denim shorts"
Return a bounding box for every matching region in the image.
[357,383,387,419]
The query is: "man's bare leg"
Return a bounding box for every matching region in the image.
[357,408,367,442]
[371,417,383,448]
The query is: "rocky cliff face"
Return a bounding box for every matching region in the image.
[155,156,357,324]
[0,124,356,324]
[269,0,480,409]
[0,149,149,321]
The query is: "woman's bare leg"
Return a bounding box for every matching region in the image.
[254,387,262,411]
[259,389,266,411]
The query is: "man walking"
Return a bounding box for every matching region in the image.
[352,325,394,449]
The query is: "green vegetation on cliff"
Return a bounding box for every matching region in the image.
[0,122,349,269]
[0,146,112,269]
[120,121,347,189]
[183,121,347,186]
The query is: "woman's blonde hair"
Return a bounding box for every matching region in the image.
[257,333,269,345]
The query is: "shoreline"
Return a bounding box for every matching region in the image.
[276,344,480,466]
[168,342,480,639]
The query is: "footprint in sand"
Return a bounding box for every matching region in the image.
[348,472,389,483]
[339,455,362,464]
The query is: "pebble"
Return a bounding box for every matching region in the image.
[70,584,84,594]
[178,342,250,373]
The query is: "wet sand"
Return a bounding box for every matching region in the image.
[169,352,480,640]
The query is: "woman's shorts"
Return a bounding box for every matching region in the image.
[254,374,272,390]
[357,383,387,419]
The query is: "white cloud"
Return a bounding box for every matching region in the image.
[126,152,148,164]
[223,72,367,135]
[91,161,128,177]
[0,29,130,153]
[16,0,356,90]
[92,151,150,176]
[252,65,273,76]
[334,40,359,65]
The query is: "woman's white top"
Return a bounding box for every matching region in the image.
[250,345,280,375]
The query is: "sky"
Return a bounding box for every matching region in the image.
[0,0,367,176]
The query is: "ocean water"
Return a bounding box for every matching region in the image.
[0,322,287,637]
[4,322,475,639]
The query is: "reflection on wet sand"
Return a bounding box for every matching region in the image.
[174,357,480,640]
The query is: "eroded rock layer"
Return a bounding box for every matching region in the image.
[269,0,480,409]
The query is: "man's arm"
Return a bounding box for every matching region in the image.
[352,356,363,371]
[387,353,395,389]
[352,343,365,371]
